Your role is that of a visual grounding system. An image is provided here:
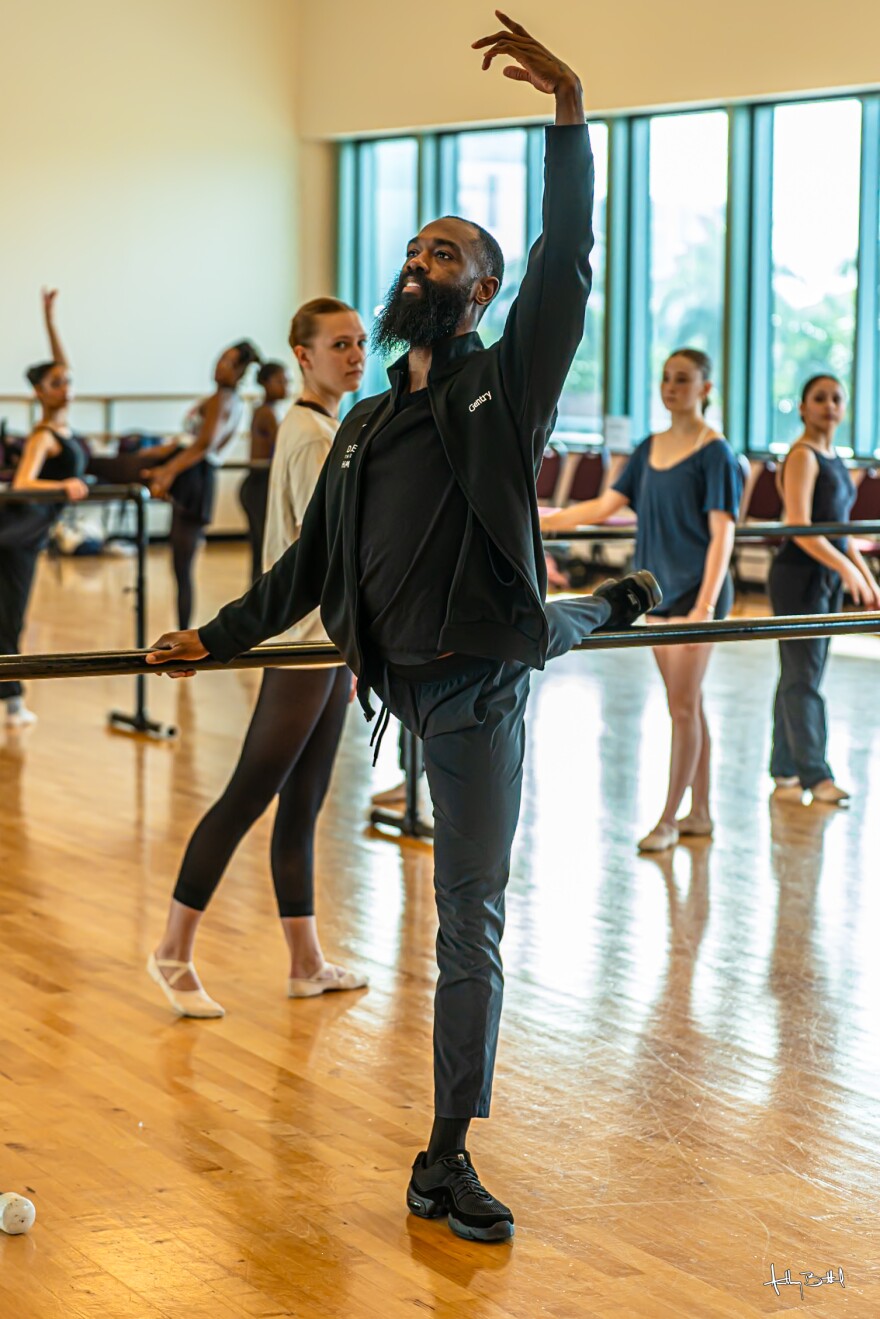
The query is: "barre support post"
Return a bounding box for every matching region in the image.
[107,486,177,741]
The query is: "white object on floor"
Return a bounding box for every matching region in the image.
[288,962,369,998]
[638,823,679,853]
[811,782,851,805]
[146,952,225,1018]
[674,814,713,837]
[371,779,407,806]
[4,703,38,728]
[0,1192,36,1234]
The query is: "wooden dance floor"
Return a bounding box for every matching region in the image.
[1,544,878,1316]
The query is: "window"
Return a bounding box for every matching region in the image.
[338,94,875,454]
[771,100,862,452]
[356,137,419,396]
[557,122,609,441]
[648,111,729,433]
[453,128,528,346]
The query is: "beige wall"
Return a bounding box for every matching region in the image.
[1,0,300,398]
[297,0,880,138]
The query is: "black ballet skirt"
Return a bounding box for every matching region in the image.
[0,432,87,551]
[87,443,217,528]
[168,455,217,527]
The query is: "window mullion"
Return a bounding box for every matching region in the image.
[853,95,880,458]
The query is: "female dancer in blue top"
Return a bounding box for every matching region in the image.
[542,348,743,851]
[770,374,880,803]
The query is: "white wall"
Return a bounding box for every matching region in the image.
[1,0,300,400]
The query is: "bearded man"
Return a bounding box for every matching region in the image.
[148,11,660,1243]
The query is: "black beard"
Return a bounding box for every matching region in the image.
[371,271,472,355]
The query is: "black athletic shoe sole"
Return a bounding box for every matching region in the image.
[406,1183,515,1243]
[632,568,663,613]
[448,1214,515,1242]
[594,569,663,630]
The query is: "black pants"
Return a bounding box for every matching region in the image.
[769,559,842,789]
[371,595,611,1118]
[238,470,270,586]
[0,505,56,702]
[173,665,351,917]
[0,545,41,701]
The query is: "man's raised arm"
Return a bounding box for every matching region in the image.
[474,13,594,445]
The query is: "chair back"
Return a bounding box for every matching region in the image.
[567,449,609,502]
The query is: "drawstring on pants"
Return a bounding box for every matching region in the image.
[369,703,392,767]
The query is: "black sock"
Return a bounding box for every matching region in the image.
[426,1117,471,1164]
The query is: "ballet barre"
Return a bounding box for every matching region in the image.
[541,519,880,541]
[0,483,174,740]
[3,611,878,842]
[3,610,879,679]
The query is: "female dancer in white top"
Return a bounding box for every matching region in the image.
[148,298,369,1016]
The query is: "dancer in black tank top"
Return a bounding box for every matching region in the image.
[769,374,880,803]
[0,290,89,727]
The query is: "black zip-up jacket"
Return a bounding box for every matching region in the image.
[200,124,594,717]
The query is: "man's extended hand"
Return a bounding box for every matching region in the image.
[146,629,208,679]
[472,11,583,121]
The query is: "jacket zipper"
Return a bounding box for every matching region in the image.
[427,380,549,647]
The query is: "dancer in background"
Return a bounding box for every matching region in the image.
[769,374,880,803]
[148,298,369,1017]
[542,348,743,851]
[240,360,290,585]
[141,340,261,627]
[86,339,261,626]
[0,290,89,728]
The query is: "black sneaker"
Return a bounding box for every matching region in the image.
[593,569,662,629]
[406,1150,515,1242]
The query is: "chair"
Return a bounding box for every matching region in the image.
[734,459,782,592]
[536,446,564,503]
[567,449,608,503]
[850,467,880,568]
[742,460,782,522]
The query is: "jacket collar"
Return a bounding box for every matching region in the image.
[386,331,485,398]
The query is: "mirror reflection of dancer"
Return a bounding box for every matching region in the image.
[147,13,659,1242]
[543,348,743,852]
[147,299,369,1016]
[240,360,290,585]
[769,374,880,803]
[0,290,88,728]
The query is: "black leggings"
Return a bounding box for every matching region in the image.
[0,544,41,700]
[0,506,55,700]
[238,470,270,586]
[173,665,351,918]
[170,509,203,630]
